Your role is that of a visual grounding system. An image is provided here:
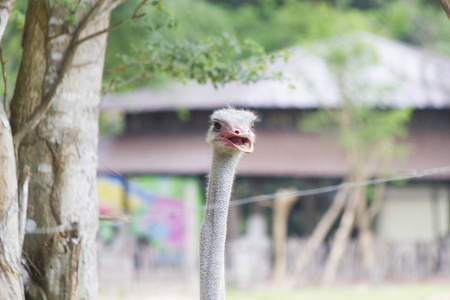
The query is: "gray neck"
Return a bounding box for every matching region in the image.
[206,152,241,215]
[200,151,242,300]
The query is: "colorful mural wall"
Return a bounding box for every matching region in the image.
[97,174,203,260]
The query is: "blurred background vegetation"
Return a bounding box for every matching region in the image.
[2,0,448,138]
[3,2,449,296]
[0,0,450,135]
[2,0,449,94]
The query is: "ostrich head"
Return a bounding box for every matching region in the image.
[206,107,258,155]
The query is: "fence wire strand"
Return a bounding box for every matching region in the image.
[24,165,450,235]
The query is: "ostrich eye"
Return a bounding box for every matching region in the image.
[213,122,222,130]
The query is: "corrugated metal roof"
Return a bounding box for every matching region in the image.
[101,33,450,112]
[98,130,450,179]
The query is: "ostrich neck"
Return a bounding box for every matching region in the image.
[206,152,241,214]
[200,151,242,300]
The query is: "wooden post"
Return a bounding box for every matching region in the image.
[272,188,298,285]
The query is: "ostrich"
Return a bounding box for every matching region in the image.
[200,107,258,300]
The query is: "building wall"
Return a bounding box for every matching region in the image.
[97,174,203,260]
[124,109,315,136]
[124,109,450,136]
[377,184,450,241]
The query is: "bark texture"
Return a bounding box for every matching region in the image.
[0,1,23,298]
[0,105,24,300]
[10,1,110,299]
[0,0,15,39]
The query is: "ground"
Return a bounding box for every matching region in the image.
[99,283,450,300]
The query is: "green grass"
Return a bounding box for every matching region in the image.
[99,283,450,299]
[227,284,450,300]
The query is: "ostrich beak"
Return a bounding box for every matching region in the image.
[218,132,254,154]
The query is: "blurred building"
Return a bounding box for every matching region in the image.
[97,33,450,285]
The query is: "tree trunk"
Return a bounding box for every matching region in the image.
[0,2,24,298]
[0,104,24,299]
[356,182,385,283]
[319,76,365,285]
[0,0,15,39]
[368,182,386,223]
[272,188,298,285]
[321,184,362,285]
[356,187,376,282]
[356,209,375,281]
[294,183,349,280]
[11,1,110,299]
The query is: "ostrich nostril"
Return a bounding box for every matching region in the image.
[235,130,240,134]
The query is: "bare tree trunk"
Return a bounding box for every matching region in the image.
[355,188,376,281]
[272,188,298,285]
[321,184,362,285]
[313,38,411,287]
[0,105,24,300]
[356,182,385,283]
[319,75,365,285]
[294,183,349,280]
[0,0,15,39]
[368,182,386,223]
[0,2,24,298]
[10,1,111,299]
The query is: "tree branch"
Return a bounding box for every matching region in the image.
[103,59,149,75]
[74,20,124,46]
[294,179,349,278]
[103,72,151,94]
[74,0,148,47]
[105,0,127,14]
[18,165,31,249]
[132,0,148,19]
[13,0,108,150]
[0,44,9,119]
[12,0,151,147]
[99,214,129,223]
[441,0,450,19]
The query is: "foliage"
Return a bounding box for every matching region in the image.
[375,0,450,55]
[302,107,412,164]
[201,0,450,53]
[99,111,125,136]
[208,0,373,52]
[9,9,25,29]
[53,0,91,25]
[302,39,412,169]
[103,0,450,93]
[1,1,26,100]
[105,33,284,91]
[103,0,288,91]
[2,0,450,97]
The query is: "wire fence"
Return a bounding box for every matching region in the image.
[24,164,450,235]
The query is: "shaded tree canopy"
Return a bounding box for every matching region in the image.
[2,0,450,97]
